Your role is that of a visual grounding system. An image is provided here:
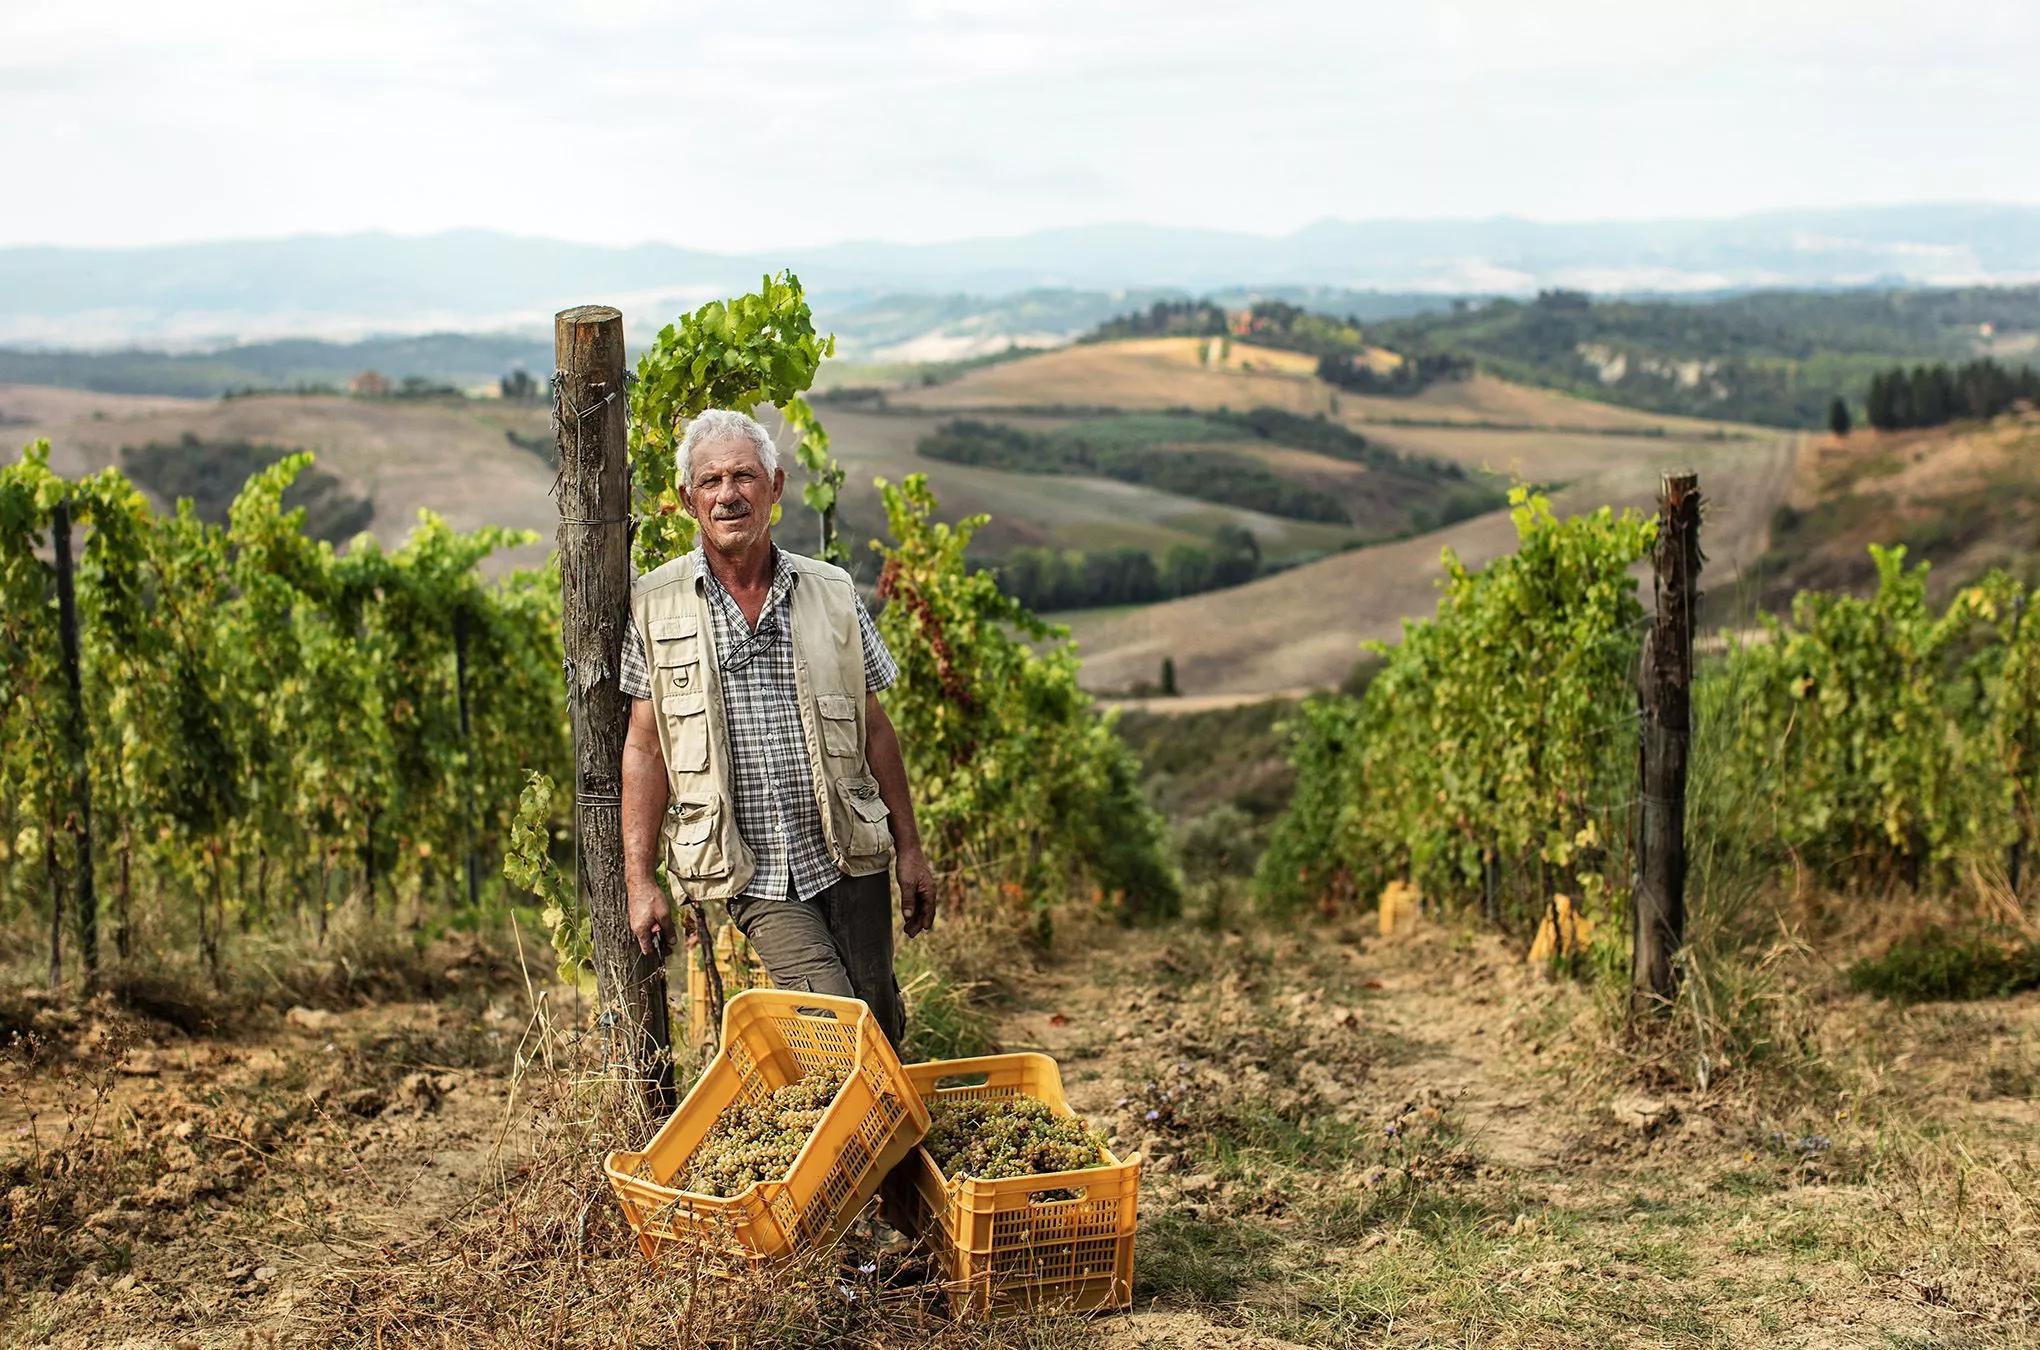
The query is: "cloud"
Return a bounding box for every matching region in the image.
[2,0,2037,249]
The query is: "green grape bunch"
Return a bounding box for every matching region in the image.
[681,1075,844,1198]
[925,1095,1105,1186]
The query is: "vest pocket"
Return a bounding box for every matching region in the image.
[661,690,709,772]
[664,795,730,880]
[816,693,860,758]
[651,616,701,675]
[835,773,892,859]
[649,614,699,644]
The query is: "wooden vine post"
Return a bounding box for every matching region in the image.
[453,605,479,909]
[554,304,674,1112]
[1633,471,1701,1009]
[52,497,97,983]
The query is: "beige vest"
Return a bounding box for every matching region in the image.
[628,549,894,902]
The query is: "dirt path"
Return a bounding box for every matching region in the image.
[995,918,2039,1347]
[1004,924,1578,1347]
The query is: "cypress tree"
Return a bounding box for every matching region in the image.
[1866,373,1891,431]
[1828,396,1852,438]
[1889,370,1915,429]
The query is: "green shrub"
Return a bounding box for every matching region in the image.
[1845,928,2040,1002]
[874,474,1179,924]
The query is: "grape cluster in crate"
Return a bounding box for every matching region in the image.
[682,1075,844,1197]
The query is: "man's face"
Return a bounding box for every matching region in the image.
[681,437,784,555]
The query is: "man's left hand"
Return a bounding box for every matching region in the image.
[897,847,940,938]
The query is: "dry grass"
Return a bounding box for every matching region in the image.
[1009,909,2040,1347]
[1762,411,2040,604]
[0,908,1102,1349]
[291,998,1091,1349]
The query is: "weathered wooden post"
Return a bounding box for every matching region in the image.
[52,497,96,982]
[554,305,673,1111]
[453,605,479,909]
[2011,592,2028,900]
[1634,471,1701,1009]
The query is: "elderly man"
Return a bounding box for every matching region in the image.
[618,408,937,1050]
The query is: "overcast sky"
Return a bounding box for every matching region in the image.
[3,0,2033,252]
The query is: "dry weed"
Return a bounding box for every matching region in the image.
[295,994,1097,1349]
[1,1017,152,1297]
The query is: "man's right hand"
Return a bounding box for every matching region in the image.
[621,696,678,960]
[626,873,679,959]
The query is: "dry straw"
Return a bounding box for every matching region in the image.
[293,984,1097,1348]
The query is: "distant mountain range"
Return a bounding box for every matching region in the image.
[4,204,2038,353]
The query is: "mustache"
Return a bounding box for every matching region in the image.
[711,502,753,521]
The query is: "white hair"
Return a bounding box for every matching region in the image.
[676,409,779,486]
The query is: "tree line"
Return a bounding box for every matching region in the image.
[1316,350,1474,397]
[975,525,1266,612]
[1082,299,1230,342]
[917,419,1354,523]
[1863,358,2040,431]
[1081,297,1472,398]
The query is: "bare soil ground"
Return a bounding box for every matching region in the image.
[6,915,2034,1348]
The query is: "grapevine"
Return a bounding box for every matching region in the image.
[1258,486,1654,925]
[1,437,568,979]
[1260,489,2040,929]
[627,273,838,573]
[871,473,1178,924]
[681,1075,843,1197]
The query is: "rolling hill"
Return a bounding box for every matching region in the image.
[1366,287,2040,429]
[5,333,1805,695]
[5,385,558,576]
[1755,411,2040,607]
[886,336,1731,432]
[847,339,1801,694]
[1063,426,1801,697]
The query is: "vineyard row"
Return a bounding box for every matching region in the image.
[1,442,567,981]
[1262,487,2040,940]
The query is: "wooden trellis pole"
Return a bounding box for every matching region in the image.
[554,304,673,1112]
[1634,470,1701,1009]
[53,497,96,983]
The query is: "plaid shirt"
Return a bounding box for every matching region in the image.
[621,546,897,904]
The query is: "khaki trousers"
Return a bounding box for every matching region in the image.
[727,870,906,1052]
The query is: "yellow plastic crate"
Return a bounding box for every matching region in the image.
[904,1053,1141,1315]
[604,989,930,1265]
[684,922,772,1050]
